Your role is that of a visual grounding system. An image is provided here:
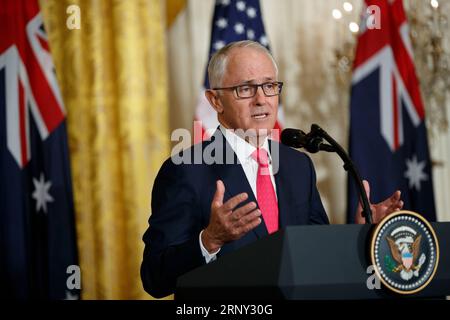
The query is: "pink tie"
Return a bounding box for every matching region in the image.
[251,148,279,234]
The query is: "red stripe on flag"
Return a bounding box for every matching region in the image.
[5,0,65,134]
[193,120,205,144]
[22,39,65,132]
[271,121,281,142]
[388,0,425,120]
[353,31,389,70]
[37,34,49,53]
[390,34,425,120]
[353,0,391,70]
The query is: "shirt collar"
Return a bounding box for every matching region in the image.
[219,125,272,164]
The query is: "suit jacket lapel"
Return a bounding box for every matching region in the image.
[211,129,268,239]
[270,140,295,229]
[274,167,294,229]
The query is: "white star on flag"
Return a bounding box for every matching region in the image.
[236,1,246,11]
[32,172,54,214]
[247,29,255,39]
[216,17,228,29]
[247,7,257,18]
[214,40,226,51]
[259,35,268,46]
[234,22,245,34]
[404,155,428,191]
[219,0,230,6]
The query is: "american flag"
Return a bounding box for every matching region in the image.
[0,0,79,299]
[194,0,283,142]
[347,0,436,222]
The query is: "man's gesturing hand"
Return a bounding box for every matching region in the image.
[355,180,404,224]
[201,180,262,253]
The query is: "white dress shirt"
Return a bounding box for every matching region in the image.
[199,126,278,263]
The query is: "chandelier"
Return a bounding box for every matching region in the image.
[332,0,449,144]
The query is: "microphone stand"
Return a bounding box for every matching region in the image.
[303,124,373,224]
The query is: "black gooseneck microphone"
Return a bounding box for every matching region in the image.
[281,124,373,224]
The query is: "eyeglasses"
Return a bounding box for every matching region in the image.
[212,81,283,99]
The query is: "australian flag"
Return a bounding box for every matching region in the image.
[348,0,436,222]
[195,0,283,141]
[0,1,79,299]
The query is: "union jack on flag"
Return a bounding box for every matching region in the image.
[194,0,284,142]
[347,0,436,222]
[0,0,78,299]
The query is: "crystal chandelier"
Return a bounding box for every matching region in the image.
[407,0,449,140]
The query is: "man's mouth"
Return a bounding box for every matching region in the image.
[251,112,269,119]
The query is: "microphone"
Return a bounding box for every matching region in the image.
[281,128,334,153]
[280,128,308,148]
[281,124,373,224]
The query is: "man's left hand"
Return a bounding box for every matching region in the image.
[355,180,404,224]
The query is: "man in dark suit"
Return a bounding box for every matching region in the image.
[141,40,403,298]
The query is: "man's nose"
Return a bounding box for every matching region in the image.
[253,86,266,105]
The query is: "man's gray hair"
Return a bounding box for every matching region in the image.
[207,40,278,89]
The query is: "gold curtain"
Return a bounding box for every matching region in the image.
[166,0,186,27]
[40,0,170,299]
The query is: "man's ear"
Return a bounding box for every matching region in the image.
[205,89,224,114]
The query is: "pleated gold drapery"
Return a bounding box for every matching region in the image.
[40,0,170,299]
[166,0,186,27]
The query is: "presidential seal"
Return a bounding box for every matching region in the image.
[370,210,439,295]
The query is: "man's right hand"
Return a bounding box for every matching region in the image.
[201,180,262,253]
